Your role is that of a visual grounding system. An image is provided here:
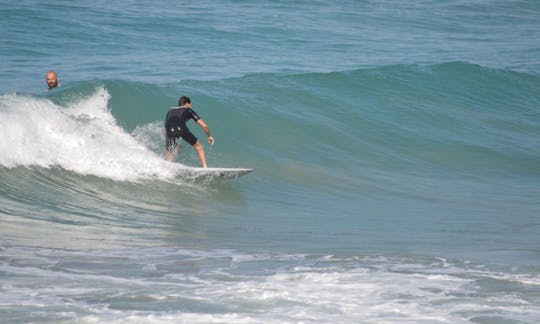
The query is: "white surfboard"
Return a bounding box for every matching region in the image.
[176,167,254,182]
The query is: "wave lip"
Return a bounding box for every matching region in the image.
[0,87,176,182]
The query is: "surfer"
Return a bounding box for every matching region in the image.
[164,96,215,168]
[45,71,61,91]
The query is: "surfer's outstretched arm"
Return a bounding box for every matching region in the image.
[197,119,215,145]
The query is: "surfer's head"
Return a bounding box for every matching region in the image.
[46,71,60,90]
[179,96,191,107]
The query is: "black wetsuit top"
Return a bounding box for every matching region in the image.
[164,106,201,147]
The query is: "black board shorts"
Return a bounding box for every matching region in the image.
[166,129,198,152]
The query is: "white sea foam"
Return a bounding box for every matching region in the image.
[0,89,179,182]
[2,246,539,323]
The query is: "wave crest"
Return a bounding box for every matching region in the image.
[0,87,175,181]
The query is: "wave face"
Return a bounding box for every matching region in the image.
[5,62,538,177]
[1,63,540,322]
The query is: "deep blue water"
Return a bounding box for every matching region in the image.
[1,1,540,322]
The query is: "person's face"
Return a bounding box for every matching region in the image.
[46,73,58,88]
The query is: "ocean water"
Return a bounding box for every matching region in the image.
[1,1,540,323]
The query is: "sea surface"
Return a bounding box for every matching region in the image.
[1,1,540,323]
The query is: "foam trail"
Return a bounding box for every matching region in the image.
[0,88,176,181]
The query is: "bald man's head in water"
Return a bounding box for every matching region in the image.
[45,71,60,91]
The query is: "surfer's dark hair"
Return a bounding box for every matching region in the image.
[179,96,191,106]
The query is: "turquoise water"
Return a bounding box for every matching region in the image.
[1,1,540,323]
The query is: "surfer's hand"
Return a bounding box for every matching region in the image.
[208,136,215,145]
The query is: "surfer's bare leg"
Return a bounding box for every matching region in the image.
[193,141,208,168]
[166,143,179,161]
[166,150,175,161]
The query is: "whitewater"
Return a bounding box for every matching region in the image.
[1,1,540,323]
